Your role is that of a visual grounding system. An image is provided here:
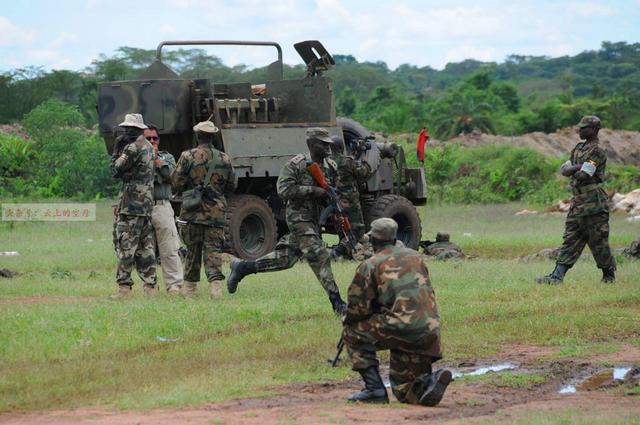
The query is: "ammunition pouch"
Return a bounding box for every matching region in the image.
[181,186,204,212]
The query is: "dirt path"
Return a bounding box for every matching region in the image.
[2,344,638,425]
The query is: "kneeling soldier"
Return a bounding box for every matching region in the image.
[343,218,451,405]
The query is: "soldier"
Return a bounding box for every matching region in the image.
[109,113,157,299]
[343,218,451,405]
[623,236,640,259]
[145,124,184,295]
[420,232,469,261]
[537,116,616,284]
[227,128,348,315]
[329,135,371,259]
[172,120,235,299]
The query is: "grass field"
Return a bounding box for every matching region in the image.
[1,201,639,417]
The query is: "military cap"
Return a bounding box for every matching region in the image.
[193,120,219,133]
[436,232,450,243]
[576,115,601,129]
[306,127,333,143]
[118,113,148,129]
[368,217,398,241]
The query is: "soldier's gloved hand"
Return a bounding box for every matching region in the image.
[310,187,328,199]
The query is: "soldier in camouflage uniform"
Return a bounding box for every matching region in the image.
[172,120,236,298]
[227,128,348,315]
[537,116,616,284]
[343,218,451,405]
[623,237,640,259]
[329,135,371,259]
[109,113,157,299]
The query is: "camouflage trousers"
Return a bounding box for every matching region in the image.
[557,212,616,269]
[339,191,365,240]
[254,224,339,296]
[344,319,442,404]
[178,223,225,283]
[115,214,157,287]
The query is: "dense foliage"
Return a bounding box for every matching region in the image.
[1,41,639,202]
[1,41,639,136]
[0,100,116,199]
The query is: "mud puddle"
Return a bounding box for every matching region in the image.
[558,365,639,394]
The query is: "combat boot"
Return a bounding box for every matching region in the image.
[329,291,347,318]
[210,280,223,299]
[601,267,616,284]
[417,369,453,407]
[109,285,133,300]
[536,263,570,285]
[143,284,159,297]
[167,284,182,296]
[347,366,389,404]
[227,260,256,294]
[182,281,198,298]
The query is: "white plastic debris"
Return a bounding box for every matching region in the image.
[0,251,20,256]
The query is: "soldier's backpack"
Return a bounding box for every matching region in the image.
[181,148,216,212]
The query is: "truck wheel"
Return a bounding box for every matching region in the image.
[365,194,422,249]
[225,194,278,260]
[337,116,370,144]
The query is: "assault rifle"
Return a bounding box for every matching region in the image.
[330,334,345,367]
[306,162,358,252]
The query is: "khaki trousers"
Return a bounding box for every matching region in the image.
[151,200,184,289]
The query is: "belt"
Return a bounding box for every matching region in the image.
[572,183,602,195]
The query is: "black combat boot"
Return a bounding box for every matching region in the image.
[601,267,616,284]
[329,291,347,317]
[330,243,349,261]
[226,260,256,294]
[536,263,570,285]
[418,369,453,407]
[347,366,389,404]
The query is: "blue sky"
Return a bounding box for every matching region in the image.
[1,0,639,72]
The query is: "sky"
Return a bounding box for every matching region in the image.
[1,0,639,73]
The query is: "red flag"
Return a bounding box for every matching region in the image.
[416,127,429,162]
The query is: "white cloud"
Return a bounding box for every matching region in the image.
[0,16,37,47]
[571,2,616,17]
[159,24,178,37]
[52,32,78,48]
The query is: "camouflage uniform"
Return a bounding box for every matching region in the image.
[254,154,340,297]
[556,137,615,270]
[344,243,443,404]
[623,237,640,259]
[332,153,370,240]
[110,135,157,288]
[172,141,235,285]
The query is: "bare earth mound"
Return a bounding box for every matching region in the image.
[431,128,640,166]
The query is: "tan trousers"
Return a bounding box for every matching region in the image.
[151,200,184,289]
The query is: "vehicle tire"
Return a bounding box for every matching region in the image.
[225,194,278,260]
[365,194,422,249]
[337,116,370,144]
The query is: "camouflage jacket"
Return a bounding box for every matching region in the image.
[344,243,441,339]
[110,135,154,216]
[277,154,337,231]
[568,137,608,217]
[172,143,236,226]
[332,153,371,196]
[154,151,176,201]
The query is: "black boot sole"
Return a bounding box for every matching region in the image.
[419,369,452,407]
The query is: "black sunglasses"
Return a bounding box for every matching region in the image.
[146,136,159,141]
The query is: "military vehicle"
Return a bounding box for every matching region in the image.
[98,40,426,260]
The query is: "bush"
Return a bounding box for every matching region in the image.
[0,99,118,200]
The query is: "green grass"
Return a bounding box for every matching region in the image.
[1,201,639,411]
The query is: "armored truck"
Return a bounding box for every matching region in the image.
[98,40,426,259]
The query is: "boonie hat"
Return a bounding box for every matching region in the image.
[306,127,333,143]
[576,115,601,129]
[118,113,148,129]
[193,120,219,133]
[368,218,398,241]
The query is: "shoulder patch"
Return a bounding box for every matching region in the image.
[291,153,307,164]
[326,158,338,171]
